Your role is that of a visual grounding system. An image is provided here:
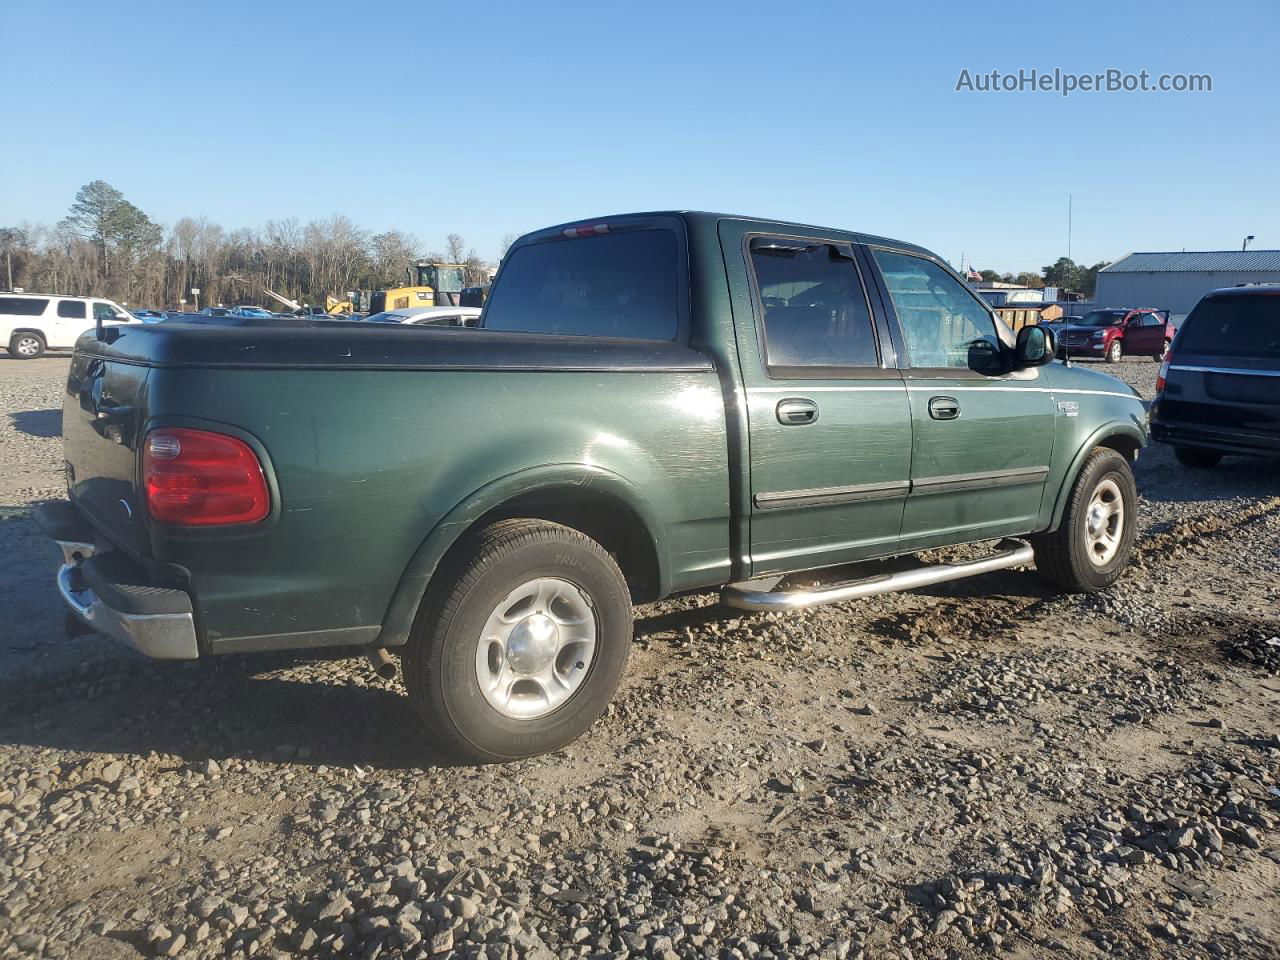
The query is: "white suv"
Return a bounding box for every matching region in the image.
[0,294,132,359]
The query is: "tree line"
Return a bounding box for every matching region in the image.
[975,256,1111,298]
[0,181,513,309]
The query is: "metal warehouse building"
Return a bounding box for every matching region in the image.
[1094,249,1280,319]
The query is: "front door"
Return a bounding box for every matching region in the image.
[868,248,1056,550]
[735,233,912,575]
[1123,311,1165,356]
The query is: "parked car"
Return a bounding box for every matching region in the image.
[1057,308,1175,362]
[37,211,1146,762]
[1151,285,1280,467]
[363,306,482,327]
[131,309,167,323]
[228,306,276,319]
[1,293,131,358]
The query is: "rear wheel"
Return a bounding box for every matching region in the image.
[1158,338,1171,358]
[8,333,45,359]
[1174,446,1223,469]
[1032,448,1137,592]
[1105,339,1123,363]
[403,519,632,763]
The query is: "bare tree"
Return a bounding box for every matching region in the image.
[6,186,501,310]
[445,233,467,264]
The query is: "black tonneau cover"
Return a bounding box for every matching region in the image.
[74,322,714,373]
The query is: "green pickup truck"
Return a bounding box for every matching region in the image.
[39,212,1148,762]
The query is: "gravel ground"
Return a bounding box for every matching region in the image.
[1,355,1278,960]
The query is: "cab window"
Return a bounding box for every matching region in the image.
[872,250,1001,370]
[92,302,118,322]
[749,239,878,368]
[57,301,87,319]
[483,230,678,340]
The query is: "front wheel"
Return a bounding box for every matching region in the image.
[1157,339,1171,359]
[1105,340,1123,363]
[1032,448,1137,592]
[8,333,45,359]
[403,519,632,763]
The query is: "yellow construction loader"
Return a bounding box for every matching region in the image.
[368,261,467,314]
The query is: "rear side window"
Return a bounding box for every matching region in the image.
[58,300,87,319]
[0,297,49,317]
[749,239,878,368]
[1178,296,1280,358]
[483,230,678,340]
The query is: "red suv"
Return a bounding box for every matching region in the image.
[1058,308,1176,362]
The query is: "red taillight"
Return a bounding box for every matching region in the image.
[1155,351,1173,393]
[143,428,269,525]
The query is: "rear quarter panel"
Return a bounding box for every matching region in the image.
[144,367,730,651]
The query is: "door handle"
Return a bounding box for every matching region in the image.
[776,398,819,426]
[928,396,961,421]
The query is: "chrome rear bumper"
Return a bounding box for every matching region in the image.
[55,560,199,660]
[38,502,200,661]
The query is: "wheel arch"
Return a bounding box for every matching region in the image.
[375,464,668,648]
[1046,422,1145,532]
[8,328,48,346]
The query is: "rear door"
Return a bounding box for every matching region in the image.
[49,299,89,347]
[867,247,1056,550]
[734,232,912,575]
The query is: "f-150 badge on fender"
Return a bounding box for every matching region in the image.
[1057,400,1080,417]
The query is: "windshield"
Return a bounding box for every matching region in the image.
[1079,311,1126,327]
[1178,295,1279,358]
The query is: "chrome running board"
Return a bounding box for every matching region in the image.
[721,539,1035,612]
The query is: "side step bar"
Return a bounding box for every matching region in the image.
[720,539,1035,612]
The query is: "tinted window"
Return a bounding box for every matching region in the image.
[483,230,678,340]
[0,297,49,317]
[873,250,1000,369]
[58,300,87,319]
[1178,296,1279,359]
[750,239,878,367]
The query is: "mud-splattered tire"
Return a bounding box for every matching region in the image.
[403,519,632,763]
[1032,448,1137,593]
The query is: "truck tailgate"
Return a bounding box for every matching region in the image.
[63,354,152,556]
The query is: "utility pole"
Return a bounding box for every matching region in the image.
[1067,194,1074,296]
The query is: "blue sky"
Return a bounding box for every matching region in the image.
[4,0,1276,272]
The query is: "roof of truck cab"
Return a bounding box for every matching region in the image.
[529,211,938,260]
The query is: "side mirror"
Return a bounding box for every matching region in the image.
[1015,325,1054,366]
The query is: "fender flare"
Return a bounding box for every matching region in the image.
[374,463,668,647]
[1047,420,1147,531]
